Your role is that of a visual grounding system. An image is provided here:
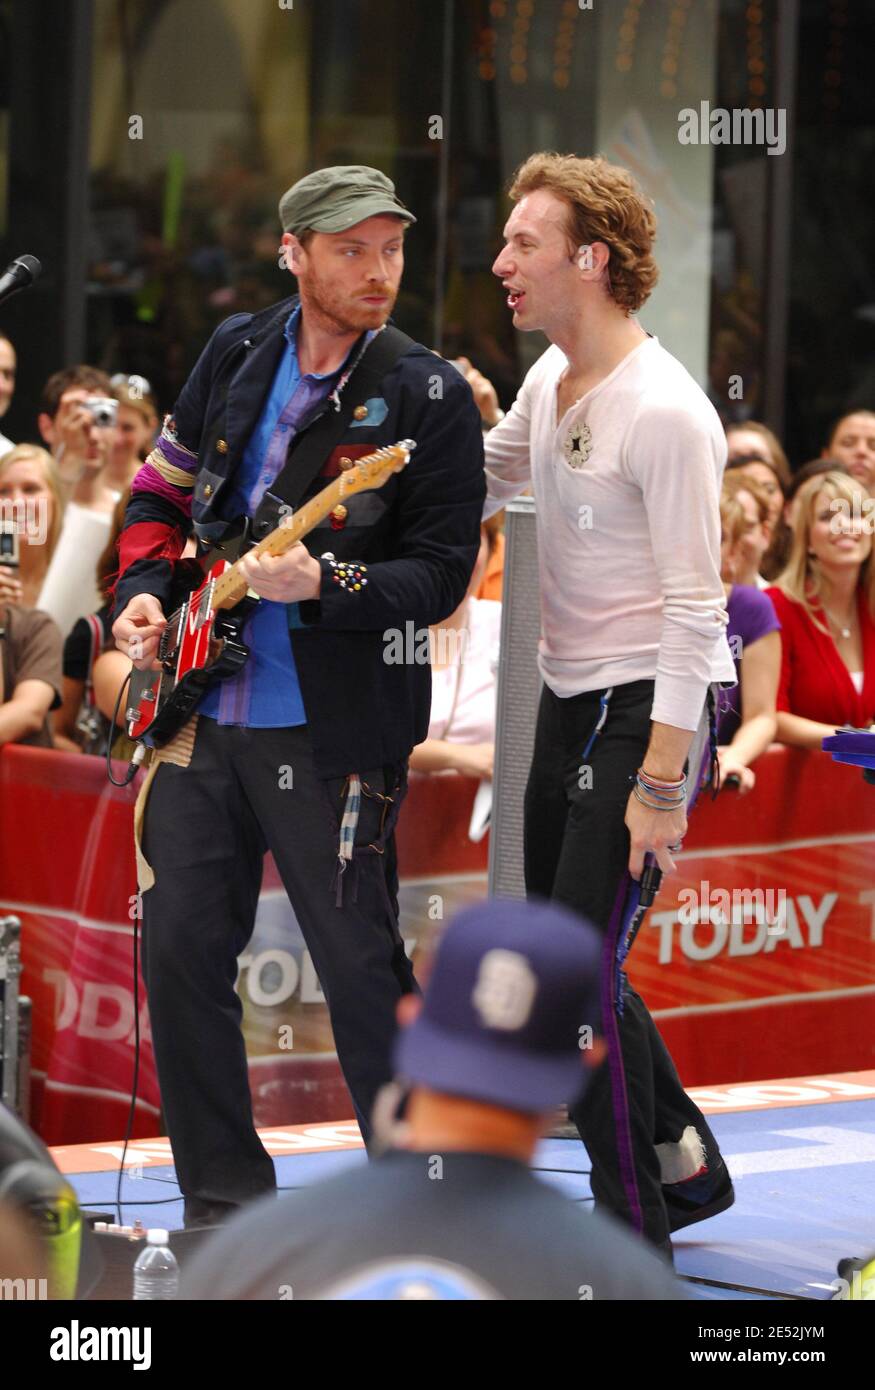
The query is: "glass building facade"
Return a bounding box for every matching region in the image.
[0,0,872,463]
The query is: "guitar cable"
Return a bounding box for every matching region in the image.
[112,903,142,1227]
[106,670,148,788]
[104,670,148,1220]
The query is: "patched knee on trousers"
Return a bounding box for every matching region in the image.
[656,1125,707,1184]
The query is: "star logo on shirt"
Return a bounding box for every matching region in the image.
[562,422,592,469]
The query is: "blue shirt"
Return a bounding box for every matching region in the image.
[199,308,352,727]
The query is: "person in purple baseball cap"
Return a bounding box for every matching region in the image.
[181,898,684,1301]
[392,895,604,1116]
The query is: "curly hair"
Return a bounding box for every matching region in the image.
[508,152,659,314]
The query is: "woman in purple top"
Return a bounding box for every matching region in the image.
[717,486,781,791]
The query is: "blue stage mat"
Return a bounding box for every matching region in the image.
[69,1097,875,1301]
[73,1146,367,1228]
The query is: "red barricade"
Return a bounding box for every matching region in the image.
[0,749,158,1143]
[1,743,873,1144]
[629,747,875,1085]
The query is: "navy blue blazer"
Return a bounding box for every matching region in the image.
[114,295,487,777]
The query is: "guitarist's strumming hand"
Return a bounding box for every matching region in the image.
[238,540,322,603]
[113,594,167,672]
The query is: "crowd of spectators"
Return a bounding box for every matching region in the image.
[0,346,162,758]
[1,325,874,813]
[716,411,875,789]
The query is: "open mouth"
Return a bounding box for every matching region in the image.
[506,286,525,311]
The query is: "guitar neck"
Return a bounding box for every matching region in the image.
[209,442,412,612]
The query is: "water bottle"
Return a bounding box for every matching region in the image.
[132,1229,179,1300]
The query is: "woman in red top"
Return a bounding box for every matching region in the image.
[767,470,875,748]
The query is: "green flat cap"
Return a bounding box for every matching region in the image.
[279,165,417,236]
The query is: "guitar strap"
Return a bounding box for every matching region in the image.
[83,612,105,712]
[250,323,415,540]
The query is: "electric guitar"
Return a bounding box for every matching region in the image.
[125,439,416,748]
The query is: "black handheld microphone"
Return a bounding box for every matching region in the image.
[637,860,663,908]
[0,255,42,307]
[616,856,665,996]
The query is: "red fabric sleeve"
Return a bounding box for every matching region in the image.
[106,521,187,601]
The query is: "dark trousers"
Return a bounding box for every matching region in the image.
[141,717,416,1223]
[524,681,722,1247]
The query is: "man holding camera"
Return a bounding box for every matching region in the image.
[37,365,119,515]
[34,366,122,633]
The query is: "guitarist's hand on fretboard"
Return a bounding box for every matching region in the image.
[112,593,167,672]
[120,442,414,749]
[237,540,322,604]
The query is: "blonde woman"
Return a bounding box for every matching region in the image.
[767,471,875,747]
[107,379,159,496]
[0,444,63,607]
[721,472,772,588]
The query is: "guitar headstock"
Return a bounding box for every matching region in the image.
[342,439,416,495]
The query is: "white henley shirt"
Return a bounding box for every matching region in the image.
[483,335,736,731]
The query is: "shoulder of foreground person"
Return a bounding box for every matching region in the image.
[180,1150,684,1301]
[3,604,63,709]
[6,603,63,661]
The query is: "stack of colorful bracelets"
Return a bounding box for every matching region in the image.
[633,767,687,811]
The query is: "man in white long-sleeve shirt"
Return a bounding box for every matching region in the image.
[480,153,737,1254]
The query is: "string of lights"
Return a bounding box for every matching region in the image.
[822,0,847,119]
[660,0,692,102]
[615,0,643,75]
[745,2,767,107]
[553,0,579,91]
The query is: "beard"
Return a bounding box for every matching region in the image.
[300,264,398,336]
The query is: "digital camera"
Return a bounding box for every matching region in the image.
[0,521,20,568]
[83,396,119,429]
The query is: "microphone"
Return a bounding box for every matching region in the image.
[0,255,42,307]
[637,859,663,908]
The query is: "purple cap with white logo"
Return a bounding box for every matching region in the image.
[395,897,602,1113]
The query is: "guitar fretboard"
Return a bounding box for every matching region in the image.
[209,442,412,612]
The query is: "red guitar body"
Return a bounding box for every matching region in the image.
[126,555,255,747]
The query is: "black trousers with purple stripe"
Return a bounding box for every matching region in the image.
[524,680,722,1248]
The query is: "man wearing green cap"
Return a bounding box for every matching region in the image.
[111,166,485,1226]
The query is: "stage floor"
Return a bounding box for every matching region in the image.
[51,1069,875,1300]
